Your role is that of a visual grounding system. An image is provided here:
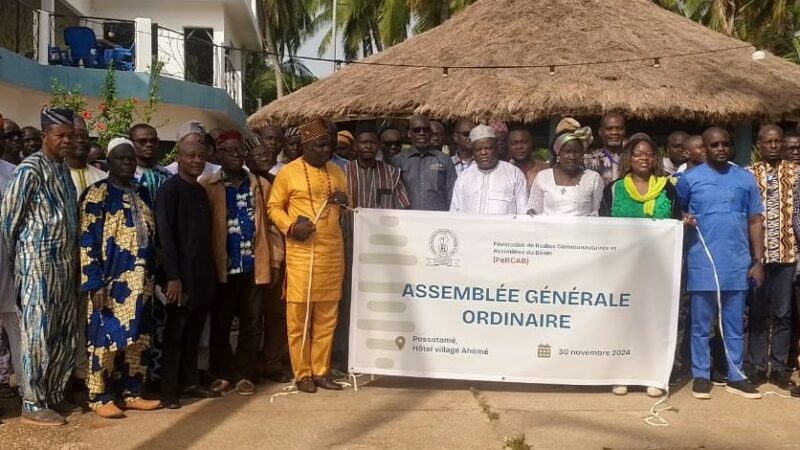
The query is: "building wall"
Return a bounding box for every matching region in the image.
[0,48,248,138]
[90,0,228,81]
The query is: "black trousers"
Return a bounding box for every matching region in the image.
[161,304,207,400]
[210,273,264,382]
[261,277,288,373]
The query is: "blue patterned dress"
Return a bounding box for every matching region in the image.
[79,179,155,407]
[0,153,78,413]
[134,165,172,380]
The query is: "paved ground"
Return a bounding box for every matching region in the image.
[1,376,799,449]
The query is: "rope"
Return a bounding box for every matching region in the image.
[643,388,676,427]
[695,226,748,382]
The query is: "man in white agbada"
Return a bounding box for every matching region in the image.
[450,125,528,215]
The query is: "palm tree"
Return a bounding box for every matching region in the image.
[309,0,478,60]
[654,0,800,62]
[245,54,317,111]
[262,1,315,98]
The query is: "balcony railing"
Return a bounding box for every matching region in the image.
[0,0,244,107]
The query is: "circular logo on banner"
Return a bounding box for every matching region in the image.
[427,229,460,266]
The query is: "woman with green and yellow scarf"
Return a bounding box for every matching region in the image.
[599,132,681,398]
[600,133,681,220]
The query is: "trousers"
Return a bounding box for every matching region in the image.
[746,263,794,375]
[691,290,746,382]
[161,304,208,399]
[210,273,264,382]
[286,301,338,380]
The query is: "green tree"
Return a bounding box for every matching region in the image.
[245,53,317,112]
[309,0,478,60]
[654,0,800,61]
[262,0,315,98]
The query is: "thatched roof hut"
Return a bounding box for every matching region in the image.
[248,0,800,128]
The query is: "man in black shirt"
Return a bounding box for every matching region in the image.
[156,140,220,409]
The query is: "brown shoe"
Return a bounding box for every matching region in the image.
[93,402,125,419]
[235,379,256,396]
[124,398,162,411]
[313,375,343,391]
[296,377,317,393]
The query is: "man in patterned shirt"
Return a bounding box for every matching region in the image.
[201,130,280,395]
[747,124,798,389]
[583,112,626,185]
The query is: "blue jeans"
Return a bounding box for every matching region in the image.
[746,263,794,375]
[691,291,746,382]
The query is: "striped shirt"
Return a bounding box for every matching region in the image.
[346,160,411,210]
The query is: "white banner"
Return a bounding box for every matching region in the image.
[349,209,684,389]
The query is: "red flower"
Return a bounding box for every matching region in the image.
[96,122,106,132]
[82,111,92,120]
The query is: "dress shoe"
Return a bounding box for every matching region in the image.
[313,375,343,391]
[296,377,317,393]
[264,369,292,384]
[182,385,221,398]
[161,398,182,409]
[124,398,162,411]
[769,371,795,390]
[92,402,125,419]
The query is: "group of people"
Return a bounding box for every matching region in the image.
[0,105,797,426]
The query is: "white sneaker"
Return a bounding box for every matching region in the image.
[646,386,664,397]
[612,385,628,395]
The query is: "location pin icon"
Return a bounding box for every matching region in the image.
[395,336,406,350]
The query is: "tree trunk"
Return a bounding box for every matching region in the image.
[263,11,284,98]
[370,17,383,52]
[440,0,450,22]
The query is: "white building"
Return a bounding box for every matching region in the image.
[0,0,264,139]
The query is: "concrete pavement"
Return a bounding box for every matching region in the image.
[1,376,799,449]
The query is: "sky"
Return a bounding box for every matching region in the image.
[297,26,336,80]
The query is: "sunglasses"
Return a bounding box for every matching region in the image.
[383,141,402,147]
[134,138,159,145]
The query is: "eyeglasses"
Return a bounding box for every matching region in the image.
[220,146,247,156]
[134,138,159,145]
[410,127,431,134]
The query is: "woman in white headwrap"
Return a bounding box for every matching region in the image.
[526,122,603,216]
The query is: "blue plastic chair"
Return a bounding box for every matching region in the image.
[64,26,100,67]
[110,47,134,71]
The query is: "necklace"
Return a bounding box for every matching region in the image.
[302,160,332,218]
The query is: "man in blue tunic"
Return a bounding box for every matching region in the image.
[676,127,765,401]
[79,138,162,418]
[0,108,79,425]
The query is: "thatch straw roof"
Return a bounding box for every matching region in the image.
[248,0,800,128]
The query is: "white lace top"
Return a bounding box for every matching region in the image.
[526,168,604,216]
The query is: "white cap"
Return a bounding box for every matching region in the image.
[107,137,134,156]
[469,124,496,143]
